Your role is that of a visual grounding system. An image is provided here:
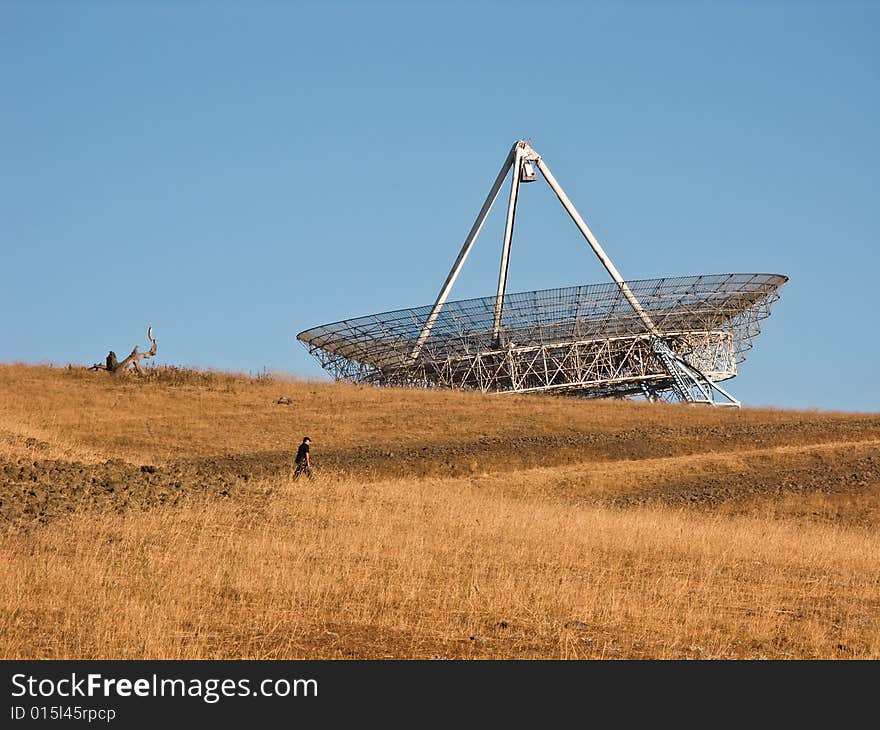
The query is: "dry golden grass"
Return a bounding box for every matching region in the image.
[2,475,876,659]
[0,363,878,659]
[3,363,879,464]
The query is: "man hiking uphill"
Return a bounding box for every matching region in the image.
[294,436,313,481]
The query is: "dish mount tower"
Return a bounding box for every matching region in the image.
[298,140,787,407]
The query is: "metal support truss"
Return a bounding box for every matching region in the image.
[407,139,741,406]
[299,275,786,402]
[649,338,741,407]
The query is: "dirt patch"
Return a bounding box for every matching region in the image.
[4,423,880,529]
[182,421,880,480]
[605,449,880,516]
[0,458,240,528]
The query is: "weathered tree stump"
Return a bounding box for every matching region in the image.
[89,326,157,374]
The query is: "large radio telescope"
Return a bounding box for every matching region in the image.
[298,140,787,406]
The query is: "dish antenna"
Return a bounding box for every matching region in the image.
[299,140,787,406]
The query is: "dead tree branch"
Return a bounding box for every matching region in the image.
[90,326,157,374]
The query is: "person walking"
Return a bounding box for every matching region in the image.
[294,436,313,480]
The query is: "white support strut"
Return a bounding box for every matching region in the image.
[492,145,523,341]
[532,153,660,336]
[411,144,517,360]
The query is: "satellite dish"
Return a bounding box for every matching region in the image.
[298,141,787,407]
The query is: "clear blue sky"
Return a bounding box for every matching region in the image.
[1,1,877,411]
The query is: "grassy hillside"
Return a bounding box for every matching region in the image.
[1,363,878,658]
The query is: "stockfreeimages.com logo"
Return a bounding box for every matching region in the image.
[11,673,317,704]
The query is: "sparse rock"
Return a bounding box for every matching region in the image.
[564,621,591,631]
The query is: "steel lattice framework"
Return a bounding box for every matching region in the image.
[298,141,788,406]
